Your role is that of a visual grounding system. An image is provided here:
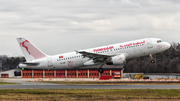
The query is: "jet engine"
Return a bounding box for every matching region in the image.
[106,54,126,66]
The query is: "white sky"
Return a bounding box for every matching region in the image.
[0,0,180,56]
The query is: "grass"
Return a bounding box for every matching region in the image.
[0,82,19,85]
[36,81,180,85]
[0,89,180,101]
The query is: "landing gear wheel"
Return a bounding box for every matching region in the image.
[151,60,155,63]
[149,54,155,63]
[98,68,104,73]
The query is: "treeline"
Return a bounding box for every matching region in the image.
[0,55,25,71]
[124,42,180,73]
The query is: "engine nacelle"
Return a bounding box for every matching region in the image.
[106,54,126,66]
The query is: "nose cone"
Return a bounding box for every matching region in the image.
[165,42,171,49]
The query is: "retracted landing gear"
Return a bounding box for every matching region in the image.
[98,68,104,73]
[149,54,155,63]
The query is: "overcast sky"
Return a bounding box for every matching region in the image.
[0,0,180,56]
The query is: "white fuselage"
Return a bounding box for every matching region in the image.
[19,38,170,69]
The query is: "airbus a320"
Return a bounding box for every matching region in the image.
[17,37,170,73]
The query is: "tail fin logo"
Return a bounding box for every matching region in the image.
[20,39,47,60]
[20,40,30,54]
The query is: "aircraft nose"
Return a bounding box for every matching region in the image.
[165,42,171,49]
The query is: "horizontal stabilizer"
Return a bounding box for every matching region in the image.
[20,62,39,66]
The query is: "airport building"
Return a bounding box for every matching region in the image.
[22,68,123,78]
[0,69,21,78]
[0,67,123,79]
[2,69,180,79]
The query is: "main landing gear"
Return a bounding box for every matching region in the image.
[149,54,155,63]
[97,58,111,73]
[98,64,104,73]
[98,68,104,73]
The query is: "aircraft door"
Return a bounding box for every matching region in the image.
[147,39,153,49]
[47,57,53,67]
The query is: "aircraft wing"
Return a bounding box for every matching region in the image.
[78,51,113,58]
[76,50,115,63]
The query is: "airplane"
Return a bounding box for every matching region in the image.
[17,37,171,73]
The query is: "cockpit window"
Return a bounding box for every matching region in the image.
[157,40,162,43]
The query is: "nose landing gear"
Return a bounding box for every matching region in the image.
[151,60,155,63]
[149,54,155,63]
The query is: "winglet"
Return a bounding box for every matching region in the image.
[74,50,79,54]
